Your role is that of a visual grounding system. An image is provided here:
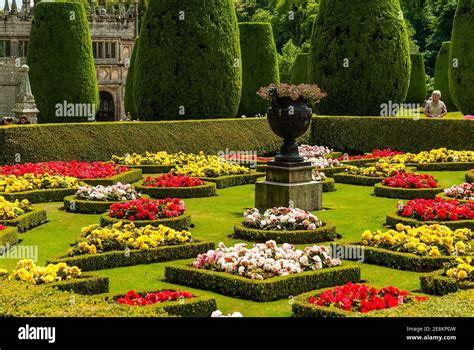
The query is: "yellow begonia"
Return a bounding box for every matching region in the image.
[8,259,81,285]
[0,174,78,194]
[443,257,473,281]
[0,196,33,220]
[345,160,405,178]
[387,149,474,165]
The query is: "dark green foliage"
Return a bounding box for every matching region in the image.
[27,2,99,123]
[117,165,175,174]
[238,23,279,117]
[0,188,77,204]
[99,213,192,231]
[434,42,457,111]
[233,222,336,244]
[420,272,474,296]
[134,0,242,120]
[290,53,309,84]
[385,212,474,230]
[198,172,265,189]
[333,174,384,186]
[341,158,383,167]
[81,169,143,186]
[64,196,122,214]
[310,116,474,153]
[309,0,411,116]
[0,210,47,233]
[48,241,215,272]
[449,0,474,115]
[124,37,139,118]
[373,184,443,200]
[51,274,109,295]
[466,170,474,183]
[321,178,336,192]
[0,227,18,250]
[134,181,217,199]
[405,53,427,104]
[314,166,348,178]
[416,162,474,171]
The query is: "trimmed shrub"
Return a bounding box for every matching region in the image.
[48,241,215,272]
[51,274,109,295]
[449,0,474,115]
[0,210,47,233]
[0,188,77,204]
[117,164,175,174]
[290,53,309,84]
[341,158,382,167]
[99,213,192,231]
[373,184,443,200]
[321,178,336,192]
[26,2,99,123]
[124,37,139,118]
[315,166,348,178]
[233,222,336,244]
[385,213,474,230]
[416,162,474,171]
[198,172,264,189]
[237,23,279,117]
[309,0,411,116]
[134,180,217,199]
[81,169,143,186]
[405,53,427,104]
[420,271,474,296]
[134,0,242,120]
[333,173,384,186]
[466,170,474,183]
[0,227,18,250]
[434,42,457,112]
[64,196,124,214]
[165,263,361,302]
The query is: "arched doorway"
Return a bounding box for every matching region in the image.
[96,91,116,121]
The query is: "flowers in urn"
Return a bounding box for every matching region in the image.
[257,83,327,103]
[243,207,323,231]
[74,183,140,202]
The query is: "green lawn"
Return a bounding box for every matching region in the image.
[396,108,465,120]
[0,170,468,317]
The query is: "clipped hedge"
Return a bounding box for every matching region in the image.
[420,271,474,296]
[117,164,175,174]
[466,170,474,183]
[321,178,336,192]
[315,166,348,178]
[415,162,474,171]
[341,158,382,167]
[0,210,47,233]
[434,42,456,111]
[198,172,264,189]
[405,53,427,104]
[51,274,109,295]
[107,290,217,317]
[165,263,360,302]
[81,169,143,186]
[385,212,474,230]
[290,53,309,84]
[134,180,217,199]
[99,213,192,231]
[233,222,336,244]
[48,241,215,272]
[64,195,123,214]
[0,227,18,251]
[333,243,456,272]
[374,183,443,200]
[124,37,139,118]
[333,173,384,186]
[0,188,77,204]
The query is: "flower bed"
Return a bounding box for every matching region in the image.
[172,156,250,177]
[374,173,443,199]
[420,257,474,295]
[333,161,406,186]
[81,169,143,186]
[333,173,385,186]
[0,197,47,233]
[0,225,18,251]
[339,149,404,167]
[466,170,474,183]
[389,149,474,171]
[292,283,427,317]
[299,145,334,158]
[197,172,264,189]
[134,175,217,199]
[308,157,342,169]
[440,183,473,203]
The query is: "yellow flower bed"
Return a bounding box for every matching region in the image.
[361,223,472,257]
[172,156,250,178]
[68,221,193,256]
[445,257,473,281]
[0,196,32,220]
[8,259,81,285]
[0,173,78,193]
[389,148,474,164]
[344,160,406,178]
[111,151,207,166]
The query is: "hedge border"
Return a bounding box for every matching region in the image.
[198,172,265,189]
[81,169,143,186]
[374,183,443,200]
[164,263,360,302]
[466,170,474,183]
[0,210,47,233]
[420,271,474,296]
[0,188,78,204]
[49,274,109,295]
[332,243,458,272]
[322,178,336,192]
[0,227,19,251]
[116,164,175,174]
[233,222,337,244]
[341,158,382,167]
[385,212,474,230]
[333,173,384,186]
[436,193,471,204]
[133,180,217,199]
[315,166,348,178]
[106,290,217,317]
[48,240,215,272]
[416,162,474,171]
[99,213,192,231]
[64,195,126,214]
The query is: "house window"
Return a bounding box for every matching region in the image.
[92,41,118,59]
[0,40,11,57]
[18,41,28,57]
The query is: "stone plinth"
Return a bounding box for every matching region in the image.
[255,162,322,212]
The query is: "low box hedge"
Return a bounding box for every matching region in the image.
[198,172,265,189]
[385,212,474,230]
[416,162,474,171]
[466,170,474,183]
[50,274,110,295]
[333,173,384,186]
[48,240,215,271]
[133,180,217,199]
[164,263,360,302]
[0,210,47,233]
[0,227,18,251]
[64,195,124,214]
[332,243,458,272]
[233,222,337,244]
[373,183,443,200]
[0,188,78,204]
[106,290,217,317]
[81,169,143,186]
[117,164,175,174]
[420,271,474,296]
[321,178,336,192]
[326,151,343,159]
[341,158,382,167]
[315,166,348,178]
[100,213,192,231]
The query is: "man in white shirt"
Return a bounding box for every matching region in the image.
[424,90,447,118]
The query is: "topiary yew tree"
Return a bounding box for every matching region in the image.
[309,0,411,116]
[27,2,99,123]
[290,53,309,85]
[124,37,139,119]
[449,0,474,115]
[134,0,242,120]
[237,22,279,117]
[434,42,456,112]
[405,53,427,104]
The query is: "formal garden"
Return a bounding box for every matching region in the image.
[0,0,473,323]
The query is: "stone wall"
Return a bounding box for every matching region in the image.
[0,58,23,118]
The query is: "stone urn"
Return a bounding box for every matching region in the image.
[267,87,312,163]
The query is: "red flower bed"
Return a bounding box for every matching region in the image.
[117,290,193,306]
[143,174,204,188]
[398,198,474,221]
[308,282,427,313]
[338,148,404,161]
[109,198,186,221]
[0,225,5,231]
[0,161,128,179]
[382,172,439,189]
